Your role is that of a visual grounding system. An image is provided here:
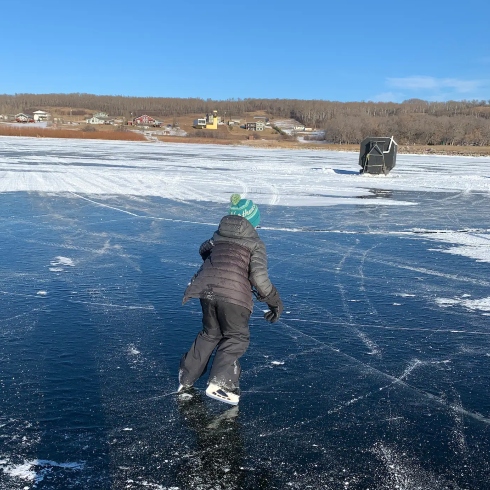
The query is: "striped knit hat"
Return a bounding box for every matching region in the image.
[229,194,261,228]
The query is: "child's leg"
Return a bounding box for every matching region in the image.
[208,301,251,391]
[179,299,222,387]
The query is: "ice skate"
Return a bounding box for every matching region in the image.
[205,382,240,406]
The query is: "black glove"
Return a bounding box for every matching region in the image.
[264,294,284,323]
[264,305,281,323]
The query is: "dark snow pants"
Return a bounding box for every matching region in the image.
[179,299,251,391]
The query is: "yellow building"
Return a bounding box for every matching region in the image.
[205,110,218,129]
[193,110,220,130]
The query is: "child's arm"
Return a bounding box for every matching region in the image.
[249,242,284,322]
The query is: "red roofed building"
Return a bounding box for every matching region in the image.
[132,115,161,127]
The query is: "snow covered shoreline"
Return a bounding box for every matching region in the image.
[2,132,490,157]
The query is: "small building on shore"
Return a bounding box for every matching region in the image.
[193,111,220,130]
[33,110,50,122]
[15,113,33,123]
[245,121,265,131]
[86,112,114,125]
[131,115,161,127]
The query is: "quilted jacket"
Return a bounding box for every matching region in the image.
[182,214,281,312]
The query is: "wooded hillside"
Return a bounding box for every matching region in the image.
[2,93,490,146]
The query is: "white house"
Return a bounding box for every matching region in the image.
[33,110,50,122]
[86,112,113,124]
[15,113,32,122]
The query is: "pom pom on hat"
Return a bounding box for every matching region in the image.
[229,193,261,228]
[230,193,241,206]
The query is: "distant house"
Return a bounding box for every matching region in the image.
[0,114,10,121]
[15,113,33,123]
[294,125,305,131]
[33,110,50,122]
[245,121,265,131]
[193,117,207,129]
[193,111,219,130]
[133,115,161,127]
[85,112,114,124]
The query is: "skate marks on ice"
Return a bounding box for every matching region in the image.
[333,240,381,356]
[241,317,489,488]
[240,228,490,487]
[249,318,490,425]
[373,443,466,490]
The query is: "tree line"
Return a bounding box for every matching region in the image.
[1,93,490,146]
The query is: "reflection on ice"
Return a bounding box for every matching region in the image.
[176,393,244,489]
[356,188,393,199]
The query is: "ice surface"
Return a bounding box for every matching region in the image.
[1,136,489,206]
[1,136,489,489]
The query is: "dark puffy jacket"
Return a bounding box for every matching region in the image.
[182,214,281,312]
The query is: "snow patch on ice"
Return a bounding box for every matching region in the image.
[436,296,490,312]
[50,256,75,267]
[420,231,490,264]
[128,344,141,356]
[49,256,75,272]
[0,458,84,483]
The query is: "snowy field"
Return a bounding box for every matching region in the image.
[1,136,490,489]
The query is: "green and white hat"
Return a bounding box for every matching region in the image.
[229,194,261,228]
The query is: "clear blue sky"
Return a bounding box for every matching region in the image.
[1,0,489,103]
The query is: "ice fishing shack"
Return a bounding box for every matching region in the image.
[359,136,398,175]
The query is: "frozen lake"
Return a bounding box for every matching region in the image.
[1,136,490,489]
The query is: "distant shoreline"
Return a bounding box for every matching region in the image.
[2,126,490,158]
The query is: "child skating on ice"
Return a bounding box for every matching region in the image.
[179,194,283,405]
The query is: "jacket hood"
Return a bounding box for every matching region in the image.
[217,214,259,239]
